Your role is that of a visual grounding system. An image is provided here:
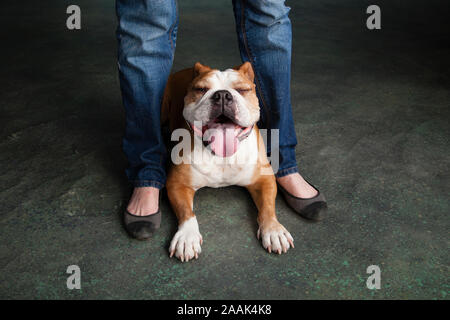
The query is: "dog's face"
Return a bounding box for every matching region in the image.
[183,62,259,127]
[183,62,260,157]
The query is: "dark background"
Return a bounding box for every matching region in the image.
[0,0,449,299]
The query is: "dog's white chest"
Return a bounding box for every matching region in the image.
[189,130,258,189]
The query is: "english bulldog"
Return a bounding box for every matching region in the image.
[161,62,294,262]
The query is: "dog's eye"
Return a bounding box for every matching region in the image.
[236,88,250,94]
[194,87,208,93]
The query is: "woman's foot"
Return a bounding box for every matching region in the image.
[127,187,160,216]
[124,187,161,240]
[276,173,327,221]
[276,173,318,198]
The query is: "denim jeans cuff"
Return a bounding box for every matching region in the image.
[131,180,165,189]
[275,165,299,178]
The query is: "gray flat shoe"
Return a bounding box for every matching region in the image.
[277,182,327,221]
[123,195,161,240]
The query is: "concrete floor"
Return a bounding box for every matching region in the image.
[0,0,449,299]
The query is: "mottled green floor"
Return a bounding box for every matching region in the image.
[0,0,449,299]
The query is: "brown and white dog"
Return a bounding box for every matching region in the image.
[161,62,294,262]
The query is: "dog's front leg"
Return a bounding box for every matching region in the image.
[246,175,294,254]
[167,178,202,262]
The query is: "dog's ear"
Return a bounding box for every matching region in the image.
[234,61,254,82]
[194,62,211,77]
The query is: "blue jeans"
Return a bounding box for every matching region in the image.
[116,0,298,189]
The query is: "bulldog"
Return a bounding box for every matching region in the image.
[161,62,294,262]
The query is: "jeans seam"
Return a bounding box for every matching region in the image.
[168,0,177,53]
[240,0,271,128]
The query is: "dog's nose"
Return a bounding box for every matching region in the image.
[211,90,233,107]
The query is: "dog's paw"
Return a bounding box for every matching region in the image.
[257,220,294,254]
[169,217,203,262]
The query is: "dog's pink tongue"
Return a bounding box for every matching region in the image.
[204,123,239,157]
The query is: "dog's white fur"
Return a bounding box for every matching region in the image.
[169,217,203,262]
